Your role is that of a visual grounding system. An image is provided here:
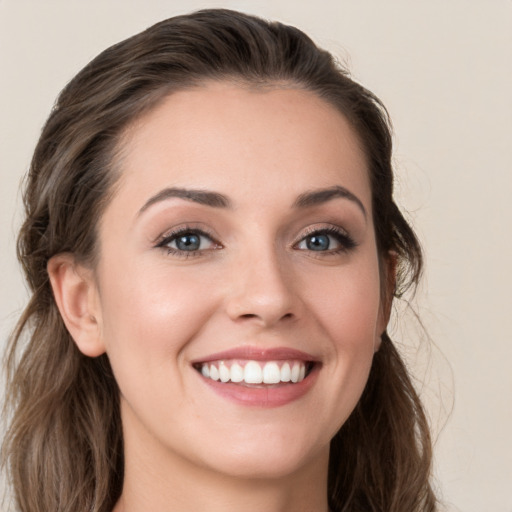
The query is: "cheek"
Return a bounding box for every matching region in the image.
[302,257,382,348]
[271,280,376,445]
[97,256,222,366]
[298,253,381,415]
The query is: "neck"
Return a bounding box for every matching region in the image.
[113,409,330,512]
[115,470,329,512]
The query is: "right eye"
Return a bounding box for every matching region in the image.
[156,228,221,256]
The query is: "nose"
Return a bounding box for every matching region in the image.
[225,248,301,328]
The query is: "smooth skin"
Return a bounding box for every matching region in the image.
[49,82,392,512]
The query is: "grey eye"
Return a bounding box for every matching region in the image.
[159,230,218,253]
[174,233,201,251]
[305,234,331,251]
[297,232,341,252]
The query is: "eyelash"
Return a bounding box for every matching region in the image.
[155,226,221,258]
[155,225,357,258]
[293,226,357,255]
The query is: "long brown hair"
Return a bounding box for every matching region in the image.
[2,9,436,512]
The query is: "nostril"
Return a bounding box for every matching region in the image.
[238,312,294,322]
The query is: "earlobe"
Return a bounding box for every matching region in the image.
[47,254,106,357]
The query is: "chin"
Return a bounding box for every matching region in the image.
[188,424,331,481]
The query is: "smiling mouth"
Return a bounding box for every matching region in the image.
[193,360,316,385]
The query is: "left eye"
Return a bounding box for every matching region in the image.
[295,229,355,252]
[159,230,217,252]
[296,233,339,251]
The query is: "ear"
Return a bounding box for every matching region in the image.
[47,253,106,357]
[375,251,398,352]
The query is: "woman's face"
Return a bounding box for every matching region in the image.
[88,82,387,479]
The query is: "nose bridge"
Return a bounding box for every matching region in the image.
[225,239,298,326]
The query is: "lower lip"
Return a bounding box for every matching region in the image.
[197,365,320,408]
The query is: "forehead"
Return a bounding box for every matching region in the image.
[114,82,371,212]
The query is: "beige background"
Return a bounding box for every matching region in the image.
[1,1,511,511]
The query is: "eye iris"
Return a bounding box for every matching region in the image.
[176,233,200,251]
[306,234,330,251]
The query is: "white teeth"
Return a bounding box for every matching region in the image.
[263,362,281,384]
[199,360,309,385]
[291,363,301,383]
[209,365,220,381]
[244,361,263,384]
[219,362,230,383]
[280,363,291,382]
[230,363,244,383]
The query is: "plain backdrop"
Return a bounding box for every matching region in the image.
[1,1,511,511]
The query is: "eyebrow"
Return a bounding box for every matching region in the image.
[293,185,367,218]
[138,184,366,218]
[138,187,231,215]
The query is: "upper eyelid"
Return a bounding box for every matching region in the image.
[160,230,213,244]
[154,224,218,246]
[294,224,352,242]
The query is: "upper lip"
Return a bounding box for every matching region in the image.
[191,346,320,364]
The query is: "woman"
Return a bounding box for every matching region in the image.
[2,9,436,512]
